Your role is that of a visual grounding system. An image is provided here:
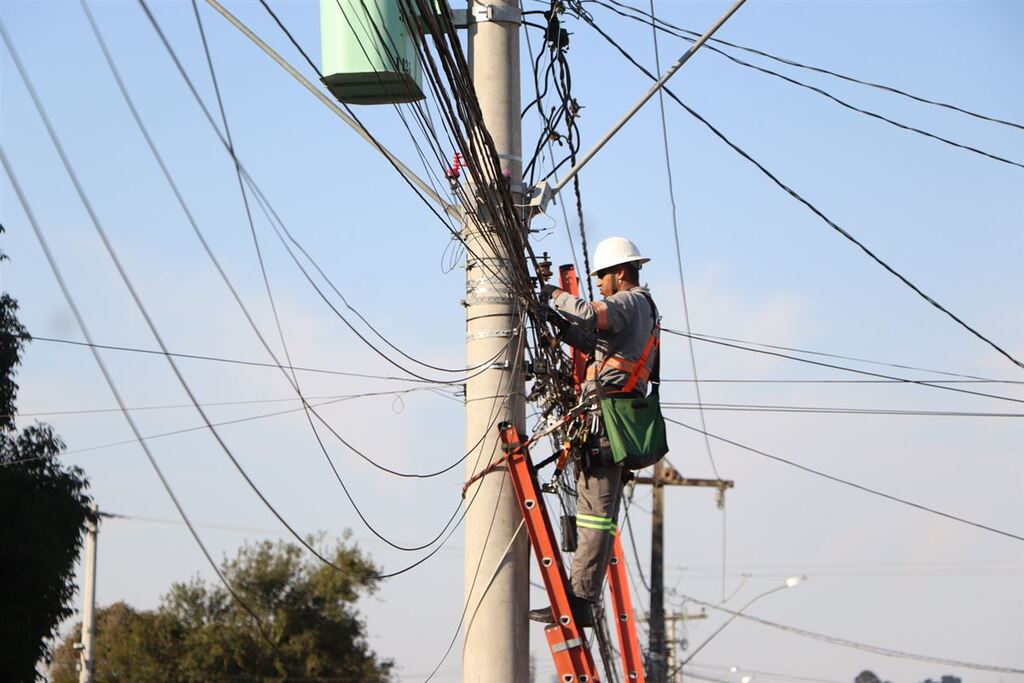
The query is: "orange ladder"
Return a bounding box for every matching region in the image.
[497,422,646,682]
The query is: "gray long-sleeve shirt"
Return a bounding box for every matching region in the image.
[551,285,658,396]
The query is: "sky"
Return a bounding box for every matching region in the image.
[1,0,1022,682]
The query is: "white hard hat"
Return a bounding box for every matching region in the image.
[589,237,650,276]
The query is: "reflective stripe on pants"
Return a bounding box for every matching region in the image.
[576,513,617,534]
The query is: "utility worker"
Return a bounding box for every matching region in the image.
[529,237,658,628]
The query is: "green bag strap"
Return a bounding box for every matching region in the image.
[636,291,661,397]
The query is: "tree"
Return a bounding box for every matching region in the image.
[0,242,93,682]
[855,672,888,683]
[48,602,182,682]
[50,536,394,682]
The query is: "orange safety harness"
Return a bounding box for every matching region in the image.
[588,292,660,395]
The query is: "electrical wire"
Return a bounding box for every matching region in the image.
[644,0,727,600]
[8,13,462,565]
[591,0,1024,169]
[593,0,1024,131]
[680,594,1024,674]
[665,417,1024,543]
[0,134,279,653]
[0,390,440,468]
[25,334,462,383]
[647,0,719,482]
[663,328,1024,405]
[661,401,1024,418]
[29,335,1023,386]
[520,1,586,282]
[81,1,477,561]
[682,330,1009,382]
[101,511,283,536]
[143,0,520,385]
[9,389,457,419]
[686,662,848,683]
[581,16,1024,373]
[180,2,508,558]
[622,486,652,592]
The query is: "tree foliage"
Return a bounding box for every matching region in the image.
[50,537,394,682]
[0,280,93,681]
[855,672,889,683]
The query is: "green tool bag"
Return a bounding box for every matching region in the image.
[601,393,669,470]
[599,291,668,470]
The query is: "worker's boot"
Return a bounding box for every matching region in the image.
[527,593,595,628]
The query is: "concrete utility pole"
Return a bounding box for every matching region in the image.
[665,609,706,683]
[78,503,99,683]
[462,0,529,681]
[636,465,733,683]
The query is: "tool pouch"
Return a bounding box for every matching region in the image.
[600,394,669,470]
[560,515,578,552]
[584,432,616,469]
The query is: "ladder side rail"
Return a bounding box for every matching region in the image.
[606,535,647,682]
[498,422,602,682]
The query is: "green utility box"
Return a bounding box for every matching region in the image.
[320,0,425,104]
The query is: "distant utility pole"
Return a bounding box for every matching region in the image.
[462,0,529,681]
[636,464,733,683]
[77,503,99,683]
[666,608,706,683]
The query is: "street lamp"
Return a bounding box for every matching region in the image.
[681,576,806,666]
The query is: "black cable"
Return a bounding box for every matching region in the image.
[143,0,517,384]
[662,328,1024,405]
[663,377,1024,385]
[7,390,454,419]
[678,594,1024,673]
[183,1,511,488]
[0,115,279,655]
[194,0,469,504]
[622,489,652,592]
[24,6,457,564]
[86,1,477,557]
[665,417,1024,543]
[647,0,719,482]
[33,333,1022,388]
[0,393,446,469]
[28,335,440,383]
[661,402,1024,418]
[593,0,1024,131]
[520,2,586,282]
[247,0,530,307]
[683,330,1005,381]
[597,1,1024,170]
[582,16,1024,373]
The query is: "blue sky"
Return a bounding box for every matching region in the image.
[2,0,1022,681]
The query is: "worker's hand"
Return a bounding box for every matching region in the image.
[543,307,570,332]
[540,283,561,299]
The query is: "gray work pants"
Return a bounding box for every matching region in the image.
[570,461,624,601]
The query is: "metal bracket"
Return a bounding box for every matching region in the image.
[470,2,522,25]
[467,329,517,341]
[466,293,515,306]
